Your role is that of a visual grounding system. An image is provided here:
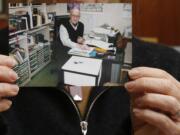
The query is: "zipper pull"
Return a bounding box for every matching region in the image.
[80,121,88,135]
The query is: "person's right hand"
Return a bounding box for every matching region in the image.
[0,55,19,112]
[125,67,180,135]
[77,44,90,50]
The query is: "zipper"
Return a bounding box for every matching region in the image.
[80,121,88,135]
[60,87,111,135]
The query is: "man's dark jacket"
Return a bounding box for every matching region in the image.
[0,37,180,135]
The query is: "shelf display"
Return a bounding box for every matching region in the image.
[13,58,30,86]
[9,3,52,86]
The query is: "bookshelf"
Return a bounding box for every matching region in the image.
[9,3,52,86]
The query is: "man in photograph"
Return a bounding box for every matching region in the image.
[59,4,89,50]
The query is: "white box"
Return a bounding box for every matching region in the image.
[61,56,102,86]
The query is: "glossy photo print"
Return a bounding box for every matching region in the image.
[8,2,132,87]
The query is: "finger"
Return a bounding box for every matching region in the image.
[0,83,19,98]
[129,67,179,86]
[0,66,18,83]
[0,55,17,68]
[133,108,179,135]
[125,77,180,99]
[135,93,180,115]
[0,99,12,112]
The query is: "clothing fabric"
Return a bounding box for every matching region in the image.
[0,28,8,55]
[60,21,84,48]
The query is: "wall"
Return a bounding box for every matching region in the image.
[47,3,68,15]
[47,3,132,34]
[133,0,180,46]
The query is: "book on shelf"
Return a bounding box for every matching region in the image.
[10,48,26,64]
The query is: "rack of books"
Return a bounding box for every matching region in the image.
[13,57,30,86]
[29,49,38,74]
[9,3,52,86]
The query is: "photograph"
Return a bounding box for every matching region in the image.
[9,2,132,87]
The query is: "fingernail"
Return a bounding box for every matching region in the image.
[8,101,13,106]
[7,58,18,67]
[12,85,19,92]
[12,59,18,66]
[125,81,135,91]
[9,71,18,81]
[133,108,141,115]
[129,68,139,77]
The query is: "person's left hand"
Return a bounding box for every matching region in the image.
[125,67,180,135]
[0,55,19,112]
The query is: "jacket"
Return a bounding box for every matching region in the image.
[0,37,180,135]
